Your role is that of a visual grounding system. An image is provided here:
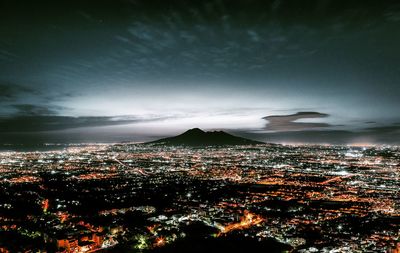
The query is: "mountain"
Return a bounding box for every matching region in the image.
[147,128,264,146]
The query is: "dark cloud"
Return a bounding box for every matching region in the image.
[0,115,164,132]
[0,83,36,100]
[364,125,400,134]
[263,112,331,131]
[11,104,65,116]
[230,124,400,145]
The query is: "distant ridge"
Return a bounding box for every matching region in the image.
[147,128,264,146]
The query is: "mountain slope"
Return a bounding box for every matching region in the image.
[147,128,264,146]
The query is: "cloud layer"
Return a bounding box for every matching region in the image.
[0,1,400,146]
[263,112,331,131]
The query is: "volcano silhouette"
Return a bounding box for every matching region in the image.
[147,128,264,146]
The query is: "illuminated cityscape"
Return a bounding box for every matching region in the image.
[1,0,400,252]
[0,143,398,252]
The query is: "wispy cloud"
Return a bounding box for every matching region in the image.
[263,111,331,131]
[0,113,170,132]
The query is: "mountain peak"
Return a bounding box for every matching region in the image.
[183,128,205,134]
[147,128,264,146]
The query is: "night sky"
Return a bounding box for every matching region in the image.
[1,0,400,146]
